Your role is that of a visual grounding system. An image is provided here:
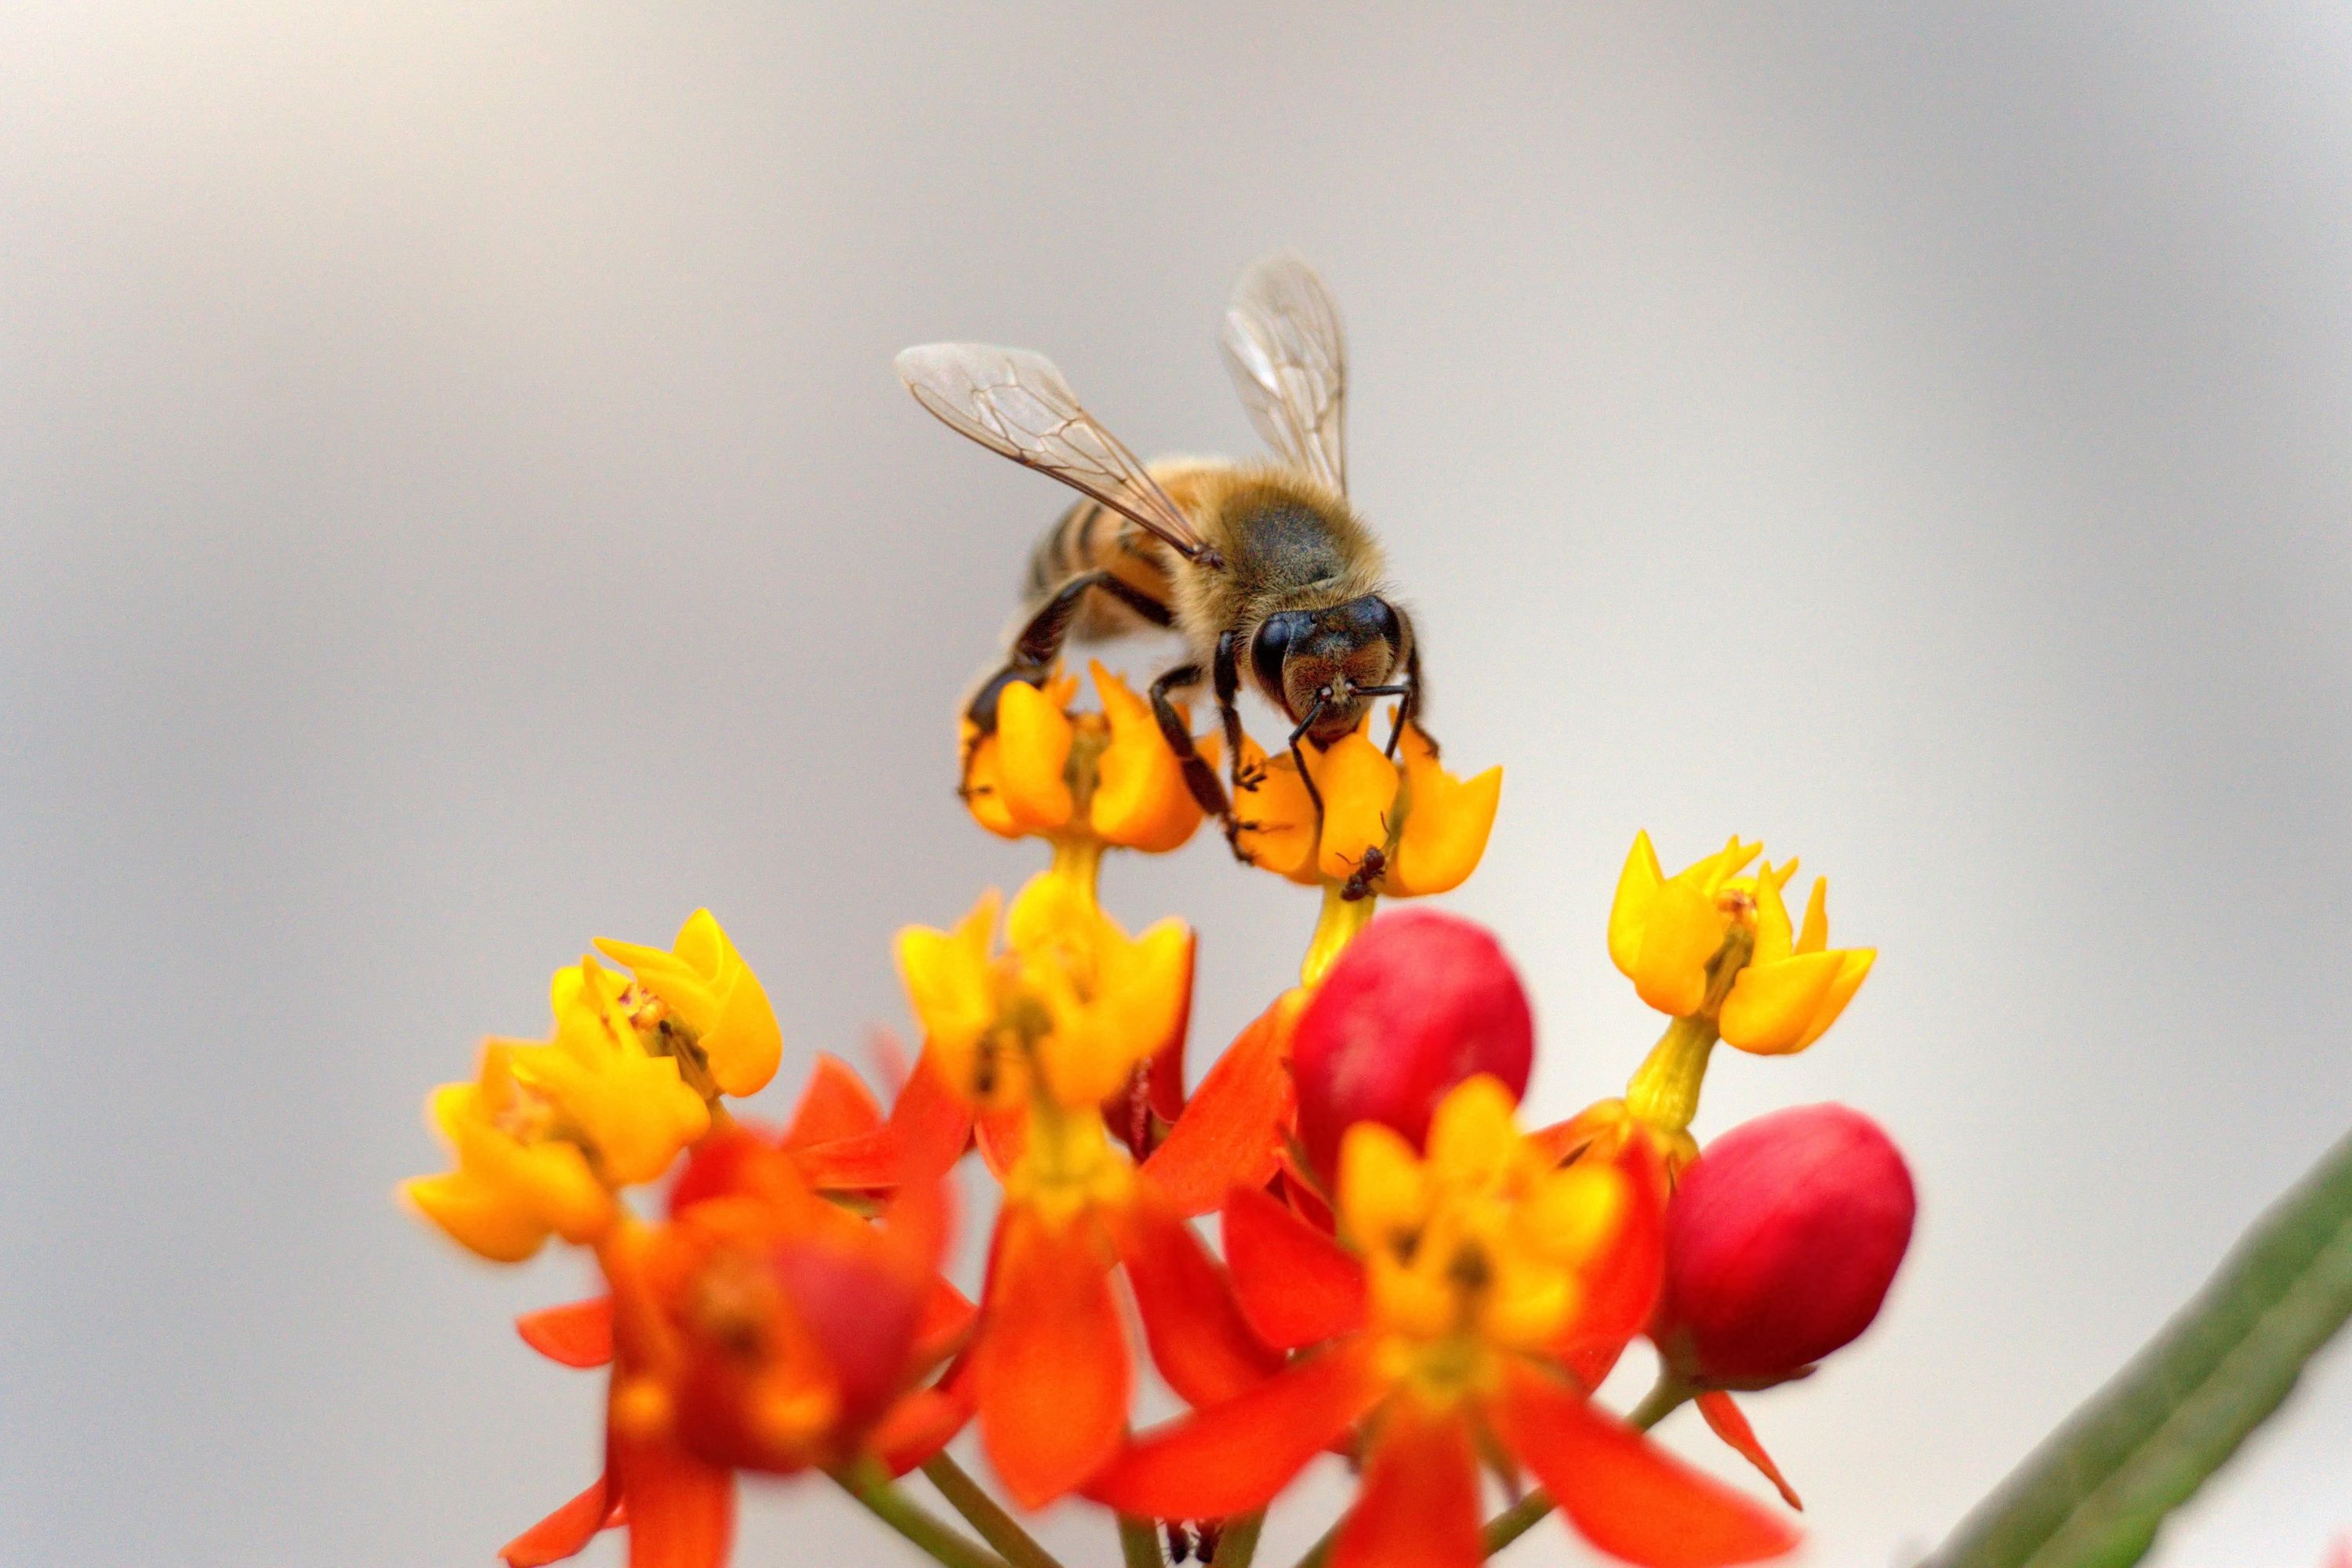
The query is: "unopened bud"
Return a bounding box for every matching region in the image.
[1291,910,1534,1182]
[1654,1103,1915,1386]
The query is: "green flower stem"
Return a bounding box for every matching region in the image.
[1293,1516,1341,1568]
[920,1454,1065,1568]
[1214,1511,1266,1566]
[1480,1374,1693,1559]
[1624,1014,1721,1133]
[1119,1512,1166,1568]
[836,1461,1012,1568]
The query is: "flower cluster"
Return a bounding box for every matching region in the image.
[404,663,1914,1568]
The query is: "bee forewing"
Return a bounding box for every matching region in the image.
[895,342,1213,561]
[1220,252,1348,495]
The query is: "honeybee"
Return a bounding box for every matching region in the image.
[896,253,1422,858]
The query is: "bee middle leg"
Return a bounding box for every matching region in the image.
[1147,662,1232,821]
[1211,630,1261,792]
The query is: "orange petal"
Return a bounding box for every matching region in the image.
[501,1471,617,1567]
[1142,991,1300,1217]
[1278,1157,1336,1234]
[1221,1185,1367,1349]
[1232,734,1321,882]
[516,1297,615,1370]
[1086,1339,1384,1519]
[914,1276,978,1368]
[1557,1129,1668,1387]
[793,1055,974,1192]
[1090,659,1207,852]
[1696,1392,1802,1511]
[1312,725,1401,882]
[975,1102,1029,1178]
[960,728,1022,838]
[612,1428,735,1568]
[1387,723,1501,898]
[1496,1367,1796,1568]
[873,1381,976,1478]
[887,1053,979,1179]
[975,1207,1131,1507]
[1331,1404,1482,1568]
[779,1054,884,1149]
[994,677,1077,832]
[1145,932,1194,1123]
[1115,1198,1283,1407]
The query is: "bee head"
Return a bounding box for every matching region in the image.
[1250,597,1404,743]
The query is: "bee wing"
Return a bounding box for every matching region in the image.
[1221,252,1348,494]
[895,343,1215,562]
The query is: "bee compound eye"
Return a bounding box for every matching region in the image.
[1347,595,1402,649]
[1250,612,1309,700]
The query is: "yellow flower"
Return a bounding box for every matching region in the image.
[1608,830,1873,1055]
[594,909,783,1098]
[1606,832,1769,1016]
[529,958,712,1182]
[959,664,1211,853]
[1718,872,1875,1055]
[895,870,1193,1112]
[401,1042,616,1262]
[402,956,715,1263]
[1233,712,1501,898]
[1340,1076,1630,1386]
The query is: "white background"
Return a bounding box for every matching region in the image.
[3,5,2350,1566]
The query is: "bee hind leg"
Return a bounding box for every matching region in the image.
[964,570,1179,781]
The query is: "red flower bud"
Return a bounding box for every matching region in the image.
[1291,909,1535,1181]
[1655,1103,1915,1386]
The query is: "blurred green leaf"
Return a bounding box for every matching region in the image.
[1929,1128,2352,1568]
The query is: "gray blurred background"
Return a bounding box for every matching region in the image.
[4,5,2350,1566]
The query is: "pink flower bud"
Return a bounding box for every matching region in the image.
[1655,1103,1915,1386]
[1291,909,1535,1181]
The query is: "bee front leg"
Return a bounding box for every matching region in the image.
[1388,641,1428,759]
[1213,630,1263,793]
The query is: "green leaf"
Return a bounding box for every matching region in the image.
[1929,1127,2352,1568]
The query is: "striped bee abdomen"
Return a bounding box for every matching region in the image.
[1022,497,1178,641]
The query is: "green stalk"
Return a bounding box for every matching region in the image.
[835,1461,1012,1568]
[1119,1512,1165,1568]
[1213,1511,1266,1566]
[920,1454,1065,1568]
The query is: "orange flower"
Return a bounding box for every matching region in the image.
[1233,713,1500,901]
[960,662,1214,853]
[890,872,1268,1505]
[1091,1079,1797,1568]
[967,1149,1280,1508]
[499,1064,980,1568]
